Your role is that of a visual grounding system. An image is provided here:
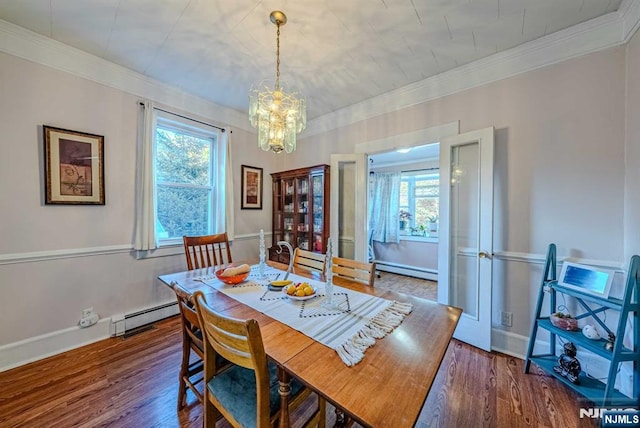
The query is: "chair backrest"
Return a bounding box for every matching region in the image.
[172,282,204,357]
[193,291,272,426]
[293,248,325,273]
[183,233,232,270]
[332,256,376,287]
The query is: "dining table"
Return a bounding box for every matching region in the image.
[158,261,461,428]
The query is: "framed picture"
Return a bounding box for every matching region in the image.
[241,165,263,210]
[43,126,105,205]
[557,261,614,299]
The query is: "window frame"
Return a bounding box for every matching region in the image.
[399,170,439,236]
[154,110,222,247]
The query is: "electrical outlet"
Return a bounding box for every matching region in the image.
[82,307,94,318]
[501,311,513,327]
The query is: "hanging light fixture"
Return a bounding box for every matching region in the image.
[249,11,306,154]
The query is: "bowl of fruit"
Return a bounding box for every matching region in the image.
[214,264,251,285]
[283,282,317,301]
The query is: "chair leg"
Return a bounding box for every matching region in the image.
[177,337,191,410]
[203,392,221,428]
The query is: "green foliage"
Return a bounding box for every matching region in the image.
[155,128,214,239]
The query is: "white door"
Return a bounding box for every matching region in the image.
[330,154,368,261]
[438,127,494,351]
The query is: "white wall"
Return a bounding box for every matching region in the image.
[0,52,276,369]
[286,45,633,355]
[625,28,640,263]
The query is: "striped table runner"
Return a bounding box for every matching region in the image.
[207,265,413,366]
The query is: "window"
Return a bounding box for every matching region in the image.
[399,170,439,234]
[154,111,223,243]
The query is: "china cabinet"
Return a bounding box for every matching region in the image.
[269,165,330,264]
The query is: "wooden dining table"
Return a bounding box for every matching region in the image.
[159,262,461,428]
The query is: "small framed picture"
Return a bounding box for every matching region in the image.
[557,261,614,299]
[43,126,105,205]
[241,165,263,210]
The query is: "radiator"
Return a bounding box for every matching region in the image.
[111,301,179,337]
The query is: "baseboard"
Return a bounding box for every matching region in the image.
[374,261,438,281]
[0,318,111,373]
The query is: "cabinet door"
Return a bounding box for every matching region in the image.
[311,173,325,253]
[272,178,284,243]
[295,176,310,250]
[282,178,295,245]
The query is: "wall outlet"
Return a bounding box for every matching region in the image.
[501,311,513,327]
[79,307,99,328]
[82,307,94,318]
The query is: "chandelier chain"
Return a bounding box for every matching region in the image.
[276,23,281,89]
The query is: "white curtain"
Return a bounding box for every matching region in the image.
[369,172,401,243]
[219,130,235,240]
[134,100,157,251]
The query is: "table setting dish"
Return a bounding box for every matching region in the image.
[215,264,251,285]
[268,279,293,291]
[282,282,318,301]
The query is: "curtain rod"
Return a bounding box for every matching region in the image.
[401,167,439,173]
[139,101,226,132]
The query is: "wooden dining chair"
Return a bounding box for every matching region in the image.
[172,282,230,410]
[193,291,326,428]
[293,248,326,274]
[183,233,232,270]
[332,256,376,287]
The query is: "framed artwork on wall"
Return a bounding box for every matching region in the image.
[43,125,105,205]
[241,165,263,209]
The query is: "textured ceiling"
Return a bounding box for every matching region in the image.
[0,0,623,120]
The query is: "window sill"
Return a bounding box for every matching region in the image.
[135,241,184,259]
[398,235,438,243]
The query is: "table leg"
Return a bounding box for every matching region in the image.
[277,366,291,428]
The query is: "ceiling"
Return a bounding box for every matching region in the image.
[0,0,625,121]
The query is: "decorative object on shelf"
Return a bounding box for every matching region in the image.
[43,125,105,205]
[553,342,581,384]
[550,312,579,331]
[605,333,616,351]
[323,237,336,309]
[259,229,267,279]
[399,209,412,231]
[427,215,438,233]
[241,165,263,209]
[275,240,294,280]
[248,10,306,154]
[582,324,601,340]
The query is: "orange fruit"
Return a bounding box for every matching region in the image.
[296,289,306,297]
[304,287,314,296]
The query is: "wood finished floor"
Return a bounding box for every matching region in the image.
[0,273,595,428]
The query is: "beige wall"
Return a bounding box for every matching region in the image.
[625,29,640,263]
[0,52,273,348]
[288,45,630,340]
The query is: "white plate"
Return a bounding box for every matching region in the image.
[282,285,318,301]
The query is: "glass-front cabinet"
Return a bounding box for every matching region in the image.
[270,165,330,264]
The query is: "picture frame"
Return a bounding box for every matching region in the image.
[241,165,263,210]
[557,261,614,299]
[43,126,105,205]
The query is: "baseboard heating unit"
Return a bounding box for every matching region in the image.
[112,301,179,337]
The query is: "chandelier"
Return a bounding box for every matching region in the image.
[249,11,306,154]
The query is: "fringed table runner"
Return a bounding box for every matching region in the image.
[197,265,412,366]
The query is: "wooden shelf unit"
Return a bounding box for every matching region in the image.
[269,164,329,264]
[524,243,639,407]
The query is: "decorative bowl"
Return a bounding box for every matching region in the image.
[550,313,578,331]
[215,267,250,285]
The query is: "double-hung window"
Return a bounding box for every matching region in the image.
[154,111,223,244]
[399,170,439,234]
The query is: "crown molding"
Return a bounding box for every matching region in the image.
[620,0,640,43]
[304,3,638,137]
[0,19,253,133]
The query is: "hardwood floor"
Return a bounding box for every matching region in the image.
[0,272,591,427]
[0,315,596,427]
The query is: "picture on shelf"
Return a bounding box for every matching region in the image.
[557,261,614,299]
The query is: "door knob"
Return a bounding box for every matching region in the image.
[478,251,492,259]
